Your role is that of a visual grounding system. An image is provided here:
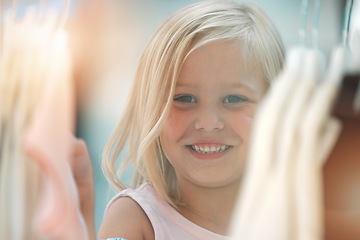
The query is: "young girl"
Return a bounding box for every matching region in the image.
[99,1,285,239]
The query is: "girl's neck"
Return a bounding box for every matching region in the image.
[176,180,241,235]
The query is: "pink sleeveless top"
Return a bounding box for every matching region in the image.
[106,183,232,240]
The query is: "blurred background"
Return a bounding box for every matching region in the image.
[2,0,348,234]
[72,0,345,232]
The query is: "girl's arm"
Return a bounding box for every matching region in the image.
[69,138,155,240]
[97,197,154,240]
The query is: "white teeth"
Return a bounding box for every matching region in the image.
[191,145,229,154]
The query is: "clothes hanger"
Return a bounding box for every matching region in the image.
[294,33,345,240]
[274,2,343,240]
[331,0,360,118]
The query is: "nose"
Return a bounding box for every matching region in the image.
[194,105,225,132]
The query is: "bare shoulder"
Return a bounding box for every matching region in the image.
[97,196,154,240]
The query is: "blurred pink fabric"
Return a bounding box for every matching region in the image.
[22,29,88,240]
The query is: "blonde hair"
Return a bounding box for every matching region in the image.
[102,0,285,206]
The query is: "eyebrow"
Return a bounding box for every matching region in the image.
[227,81,256,91]
[176,80,257,91]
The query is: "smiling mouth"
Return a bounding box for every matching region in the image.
[188,144,231,154]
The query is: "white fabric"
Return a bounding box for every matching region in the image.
[229,48,344,240]
[295,49,344,240]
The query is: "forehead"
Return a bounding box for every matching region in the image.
[176,40,266,91]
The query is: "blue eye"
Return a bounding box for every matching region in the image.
[223,95,248,103]
[173,94,197,103]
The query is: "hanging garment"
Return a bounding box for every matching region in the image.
[229,48,305,239]
[229,47,343,240]
[0,5,87,240]
[0,9,64,240]
[294,48,344,240]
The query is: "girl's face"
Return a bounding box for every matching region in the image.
[160,40,267,190]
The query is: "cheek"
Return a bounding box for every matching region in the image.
[227,106,256,142]
[160,108,191,146]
